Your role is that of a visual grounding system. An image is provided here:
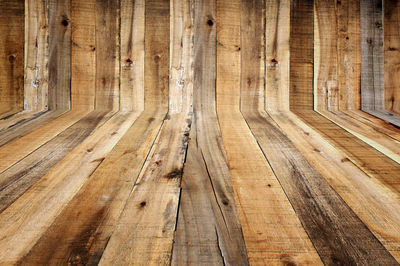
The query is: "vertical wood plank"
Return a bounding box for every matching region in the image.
[97,0,174,264]
[95,0,120,110]
[120,0,145,112]
[71,0,96,110]
[384,0,400,114]
[171,0,248,264]
[314,0,338,111]
[265,0,290,112]
[337,0,361,110]
[24,0,49,111]
[48,0,71,111]
[290,0,314,110]
[361,0,384,111]
[0,0,24,117]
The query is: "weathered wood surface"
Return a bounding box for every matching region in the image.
[217,1,321,264]
[360,0,400,126]
[0,0,399,264]
[48,0,71,111]
[361,0,384,111]
[313,0,400,163]
[171,0,248,264]
[0,0,24,118]
[384,0,400,114]
[242,0,398,264]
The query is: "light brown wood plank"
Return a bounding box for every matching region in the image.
[95,0,120,110]
[71,0,96,110]
[120,0,145,112]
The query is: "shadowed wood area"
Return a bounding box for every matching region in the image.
[0,0,399,265]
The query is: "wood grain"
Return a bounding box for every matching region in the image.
[95,0,120,110]
[0,0,24,118]
[71,0,96,110]
[120,0,145,112]
[24,0,49,112]
[242,0,398,264]
[217,1,321,264]
[0,1,398,264]
[172,1,248,264]
[384,0,400,114]
[361,0,384,111]
[48,0,71,111]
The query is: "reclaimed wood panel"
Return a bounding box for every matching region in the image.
[172,0,248,264]
[48,0,71,111]
[361,0,385,111]
[71,0,96,110]
[384,0,400,114]
[120,0,145,112]
[95,0,120,110]
[0,0,24,118]
[24,0,49,112]
[0,0,398,264]
[243,0,399,264]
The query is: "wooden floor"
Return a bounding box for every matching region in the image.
[0,0,400,265]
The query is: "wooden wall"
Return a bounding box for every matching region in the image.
[0,0,25,118]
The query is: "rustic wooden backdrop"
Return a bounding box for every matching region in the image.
[0,0,399,265]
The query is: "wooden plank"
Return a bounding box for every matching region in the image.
[290,0,314,110]
[337,0,361,111]
[384,0,400,114]
[0,109,140,264]
[24,0,49,112]
[0,109,89,171]
[313,0,400,163]
[361,0,384,111]
[48,0,71,111]
[170,0,248,265]
[0,0,24,118]
[120,0,145,112]
[263,2,400,256]
[241,0,399,264]
[15,2,166,263]
[95,0,120,110]
[18,110,162,265]
[99,0,181,264]
[265,0,290,112]
[216,0,321,264]
[71,0,96,110]
[314,0,339,111]
[269,111,400,261]
[0,111,112,213]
